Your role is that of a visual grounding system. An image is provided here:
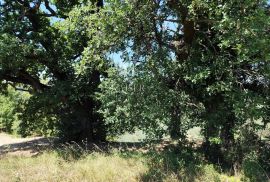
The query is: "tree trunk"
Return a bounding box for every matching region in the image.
[58,100,106,143]
[202,95,236,167]
[220,110,235,149]
[169,105,183,140]
[202,95,224,164]
[220,107,237,169]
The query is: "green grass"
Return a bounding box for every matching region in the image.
[0,151,147,182]
[1,130,268,182]
[0,147,247,182]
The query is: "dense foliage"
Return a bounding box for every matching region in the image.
[0,0,107,141]
[95,0,270,167]
[0,0,269,171]
[0,87,25,133]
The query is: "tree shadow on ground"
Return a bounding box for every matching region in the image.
[0,138,55,156]
[138,143,206,182]
[53,139,210,182]
[108,140,219,182]
[54,140,149,161]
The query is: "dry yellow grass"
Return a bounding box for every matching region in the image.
[0,152,147,182]
[0,133,263,182]
[0,147,249,182]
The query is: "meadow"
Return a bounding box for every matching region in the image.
[0,133,267,182]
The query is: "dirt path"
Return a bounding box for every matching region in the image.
[0,133,42,146]
[0,133,53,156]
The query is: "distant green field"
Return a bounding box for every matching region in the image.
[116,127,203,143]
[116,123,269,143]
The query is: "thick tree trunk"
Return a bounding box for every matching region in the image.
[76,102,106,143]
[58,100,106,143]
[202,95,236,167]
[76,105,94,142]
[220,110,235,149]
[202,95,224,164]
[220,107,237,169]
[169,105,183,140]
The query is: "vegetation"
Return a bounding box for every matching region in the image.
[0,0,106,141]
[0,0,269,181]
[0,88,20,133]
[0,147,246,182]
[1,141,269,182]
[0,151,146,182]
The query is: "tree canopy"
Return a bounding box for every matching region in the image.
[0,0,269,168]
[0,0,107,141]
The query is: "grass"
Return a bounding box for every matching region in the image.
[0,145,247,182]
[0,151,147,182]
[1,130,268,182]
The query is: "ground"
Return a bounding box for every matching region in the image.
[0,133,52,156]
[0,132,259,181]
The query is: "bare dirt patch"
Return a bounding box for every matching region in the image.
[0,133,53,157]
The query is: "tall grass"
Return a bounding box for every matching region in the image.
[0,151,147,182]
[0,146,247,182]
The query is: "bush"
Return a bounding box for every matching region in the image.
[0,87,29,135]
[242,152,270,182]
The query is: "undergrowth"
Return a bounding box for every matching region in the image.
[1,142,266,182]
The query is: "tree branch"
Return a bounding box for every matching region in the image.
[1,70,49,92]
[44,0,57,16]
[8,83,32,93]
